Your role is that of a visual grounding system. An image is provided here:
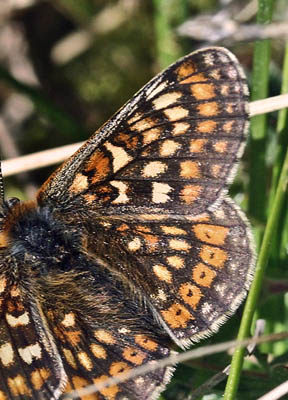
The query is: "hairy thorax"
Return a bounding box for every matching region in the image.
[0,200,83,279]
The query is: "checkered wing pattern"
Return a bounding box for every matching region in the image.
[0,47,253,399]
[0,276,66,399]
[38,47,249,216]
[86,198,254,347]
[38,270,173,399]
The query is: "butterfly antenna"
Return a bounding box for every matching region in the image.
[0,158,4,206]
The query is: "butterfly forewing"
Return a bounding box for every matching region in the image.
[38,47,249,217]
[0,47,254,400]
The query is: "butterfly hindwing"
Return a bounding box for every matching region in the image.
[0,275,66,399]
[84,197,255,347]
[38,47,249,217]
[37,269,174,400]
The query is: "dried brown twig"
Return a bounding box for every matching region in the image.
[2,94,288,177]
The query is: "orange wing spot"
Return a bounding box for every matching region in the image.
[197,102,219,117]
[190,138,207,153]
[213,141,228,153]
[0,390,7,400]
[109,361,131,377]
[93,375,119,399]
[72,376,96,400]
[211,164,221,177]
[182,73,208,84]
[153,265,172,283]
[10,285,20,297]
[169,239,191,252]
[166,255,185,269]
[135,334,158,351]
[180,185,202,204]
[180,161,201,178]
[122,347,146,365]
[176,61,197,80]
[192,263,216,287]
[78,351,93,371]
[136,225,151,233]
[139,214,168,221]
[197,120,217,133]
[84,194,97,204]
[200,245,228,268]
[94,330,116,345]
[161,225,187,235]
[161,303,194,329]
[142,127,162,145]
[69,173,89,194]
[186,214,210,222]
[0,233,8,249]
[7,299,24,313]
[85,151,111,184]
[142,234,158,250]
[223,121,234,132]
[160,139,180,156]
[191,83,215,100]
[64,330,82,346]
[90,344,107,359]
[8,375,31,397]
[117,224,129,232]
[179,283,203,309]
[115,133,138,150]
[31,368,51,390]
[172,122,190,136]
[193,224,229,245]
[63,348,77,369]
[164,106,189,121]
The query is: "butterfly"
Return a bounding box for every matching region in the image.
[0,47,255,399]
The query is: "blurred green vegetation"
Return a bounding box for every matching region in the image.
[1,0,288,399]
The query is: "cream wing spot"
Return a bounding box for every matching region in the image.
[78,352,93,371]
[164,106,189,121]
[128,237,142,251]
[61,312,75,327]
[142,161,167,178]
[69,173,89,194]
[160,139,180,156]
[6,311,30,327]
[152,182,172,203]
[18,343,42,364]
[104,142,132,172]
[0,343,14,366]
[146,81,168,99]
[110,181,129,204]
[153,91,182,110]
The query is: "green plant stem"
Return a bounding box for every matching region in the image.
[248,0,275,225]
[153,0,188,69]
[224,143,288,400]
[224,0,275,398]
